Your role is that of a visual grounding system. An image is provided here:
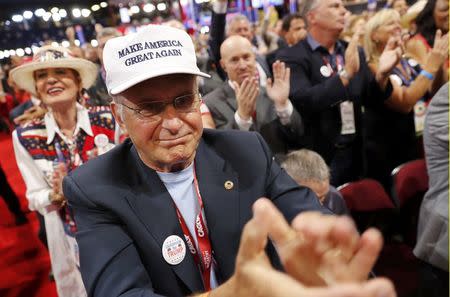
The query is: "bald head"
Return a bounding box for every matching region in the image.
[220,36,256,85]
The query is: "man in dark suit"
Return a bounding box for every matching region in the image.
[204,35,303,156]
[63,25,394,297]
[276,0,402,186]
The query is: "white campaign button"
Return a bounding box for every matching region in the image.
[320,65,331,77]
[94,134,109,148]
[162,235,186,265]
[408,58,418,67]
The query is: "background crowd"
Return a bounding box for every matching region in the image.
[0,0,448,296]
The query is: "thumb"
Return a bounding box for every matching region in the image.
[434,29,442,47]
[384,36,398,51]
[231,80,240,93]
[266,77,273,89]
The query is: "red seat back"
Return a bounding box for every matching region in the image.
[338,178,395,211]
[391,159,428,208]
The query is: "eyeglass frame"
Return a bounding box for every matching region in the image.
[117,92,202,121]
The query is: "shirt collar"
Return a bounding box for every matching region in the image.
[31,96,41,106]
[306,33,345,55]
[45,103,94,144]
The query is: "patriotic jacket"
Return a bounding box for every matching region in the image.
[12,104,117,235]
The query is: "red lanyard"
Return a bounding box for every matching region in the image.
[173,165,213,291]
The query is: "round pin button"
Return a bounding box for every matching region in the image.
[224,181,234,190]
[162,235,186,265]
[94,134,109,148]
[320,65,331,77]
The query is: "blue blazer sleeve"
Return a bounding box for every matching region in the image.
[63,176,166,297]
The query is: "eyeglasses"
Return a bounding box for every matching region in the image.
[119,93,201,121]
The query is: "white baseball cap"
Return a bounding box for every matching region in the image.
[103,25,210,95]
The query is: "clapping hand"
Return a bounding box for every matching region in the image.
[266,61,290,109]
[232,78,259,121]
[219,198,396,297]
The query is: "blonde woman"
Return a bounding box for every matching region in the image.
[362,9,448,188]
[10,46,119,297]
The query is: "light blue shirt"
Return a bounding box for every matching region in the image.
[157,164,218,289]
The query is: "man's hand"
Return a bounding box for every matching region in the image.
[266,61,290,109]
[343,27,364,82]
[208,198,396,297]
[232,78,259,121]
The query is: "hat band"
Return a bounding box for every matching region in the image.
[34,49,73,63]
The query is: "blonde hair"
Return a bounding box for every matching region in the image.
[364,9,400,64]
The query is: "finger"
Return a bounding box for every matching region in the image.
[384,36,397,51]
[231,80,240,94]
[253,198,295,246]
[328,216,360,261]
[434,29,442,47]
[273,61,282,80]
[284,67,290,82]
[236,202,269,262]
[348,228,383,280]
[292,212,338,253]
[266,77,273,90]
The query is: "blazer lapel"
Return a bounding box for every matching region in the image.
[194,140,240,281]
[222,83,238,112]
[255,89,274,129]
[124,147,204,293]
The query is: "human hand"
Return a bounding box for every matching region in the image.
[232,78,259,121]
[344,27,364,79]
[423,30,449,74]
[377,36,403,78]
[211,198,395,297]
[266,61,290,109]
[50,162,68,207]
[13,105,47,125]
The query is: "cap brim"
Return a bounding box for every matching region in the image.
[109,66,211,95]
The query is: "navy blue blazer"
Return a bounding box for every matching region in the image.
[276,39,393,164]
[63,129,326,297]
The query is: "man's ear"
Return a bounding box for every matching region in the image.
[220,59,227,73]
[110,102,126,130]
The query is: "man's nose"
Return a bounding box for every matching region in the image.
[160,106,183,134]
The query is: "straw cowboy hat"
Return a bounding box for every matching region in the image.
[10,45,98,96]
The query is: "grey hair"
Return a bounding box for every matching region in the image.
[281,149,330,182]
[225,14,251,36]
[96,27,122,40]
[299,0,321,25]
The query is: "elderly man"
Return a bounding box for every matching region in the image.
[277,0,401,186]
[63,25,395,297]
[203,35,303,156]
[281,149,349,215]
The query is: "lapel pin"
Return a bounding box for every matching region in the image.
[224,181,234,190]
[162,235,186,265]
